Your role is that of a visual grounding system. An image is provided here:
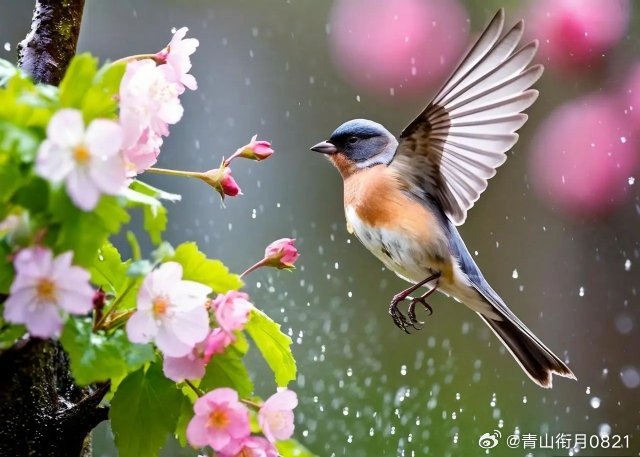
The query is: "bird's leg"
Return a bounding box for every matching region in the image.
[408,279,439,324]
[389,273,440,333]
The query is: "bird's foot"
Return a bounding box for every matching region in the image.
[390,292,435,333]
[389,293,422,333]
[407,294,433,324]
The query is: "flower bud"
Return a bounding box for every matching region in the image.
[200,166,243,199]
[263,238,299,270]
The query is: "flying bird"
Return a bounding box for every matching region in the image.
[311,9,576,388]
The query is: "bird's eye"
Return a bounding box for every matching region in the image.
[348,136,358,144]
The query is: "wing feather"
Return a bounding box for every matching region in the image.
[392,9,541,225]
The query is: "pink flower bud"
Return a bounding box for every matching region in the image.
[228,135,274,163]
[201,166,243,199]
[263,238,299,270]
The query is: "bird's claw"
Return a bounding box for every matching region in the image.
[389,295,419,333]
[390,294,434,333]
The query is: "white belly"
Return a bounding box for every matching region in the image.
[345,206,494,316]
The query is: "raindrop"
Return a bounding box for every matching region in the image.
[620,136,627,143]
[629,176,635,185]
[620,366,640,388]
[615,313,633,334]
[590,397,601,409]
[3,42,9,51]
[512,269,519,279]
[598,423,611,438]
[578,286,585,297]
[624,259,632,271]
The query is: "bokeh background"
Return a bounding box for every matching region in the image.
[1,0,639,455]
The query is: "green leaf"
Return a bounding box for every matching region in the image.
[200,343,254,397]
[82,61,125,121]
[126,181,180,245]
[61,318,155,386]
[59,53,98,108]
[0,316,26,351]
[0,242,13,294]
[110,363,184,457]
[277,439,318,457]
[90,242,130,294]
[0,58,17,86]
[0,120,41,162]
[171,242,243,293]
[143,203,167,245]
[49,191,130,267]
[174,394,193,448]
[130,180,181,203]
[245,308,296,387]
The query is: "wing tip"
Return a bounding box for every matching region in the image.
[533,366,578,389]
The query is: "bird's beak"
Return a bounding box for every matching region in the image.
[310,140,337,155]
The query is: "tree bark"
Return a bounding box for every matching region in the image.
[0,1,108,456]
[17,0,86,85]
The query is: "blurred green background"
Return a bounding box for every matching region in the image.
[1,0,639,455]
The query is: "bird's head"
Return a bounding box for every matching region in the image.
[310,119,398,177]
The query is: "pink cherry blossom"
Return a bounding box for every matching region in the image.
[527,0,630,73]
[213,291,253,333]
[122,127,163,176]
[119,59,184,144]
[226,135,274,164]
[36,109,126,211]
[258,389,298,443]
[218,436,278,457]
[329,0,468,100]
[264,238,299,269]
[156,27,199,92]
[163,350,207,383]
[186,388,251,451]
[3,247,93,338]
[126,262,211,357]
[204,327,235,361]
[529,93,638,217]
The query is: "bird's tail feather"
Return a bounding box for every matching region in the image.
[476,302,576,388]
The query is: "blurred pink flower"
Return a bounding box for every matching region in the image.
[203,327,235,361]
[622,62,640,128]
[4,247,93,338]
[529,94,638,217]
[156,27,199,92]
[226,135,274,164]
[126,262,211,357]
[218,436,278,457]
[264,238,299,270]
[329,0,468,100]
[527,0,630,73]
[186,388,251,451]
[213,291,253,333]
[36,109,126,211]
[258,389,298,443]
[122,128,163,176]
[119,59,183,144]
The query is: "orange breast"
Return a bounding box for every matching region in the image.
[343,165,454,281]
[343,166,434,232]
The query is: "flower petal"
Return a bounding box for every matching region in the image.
[85,119,123,158]
[47,109,84,148]
[126,310,158,343]
[66,168,101,211]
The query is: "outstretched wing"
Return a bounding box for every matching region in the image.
[390,9,542,225]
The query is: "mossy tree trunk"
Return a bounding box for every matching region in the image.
[0,1,109,456]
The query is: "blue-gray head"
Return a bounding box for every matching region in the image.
[310,119,398,174]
